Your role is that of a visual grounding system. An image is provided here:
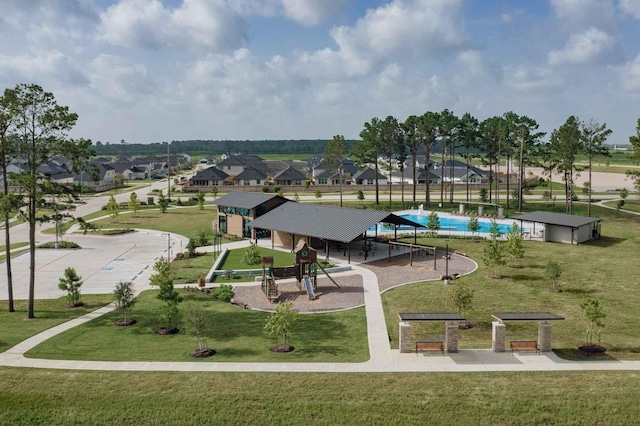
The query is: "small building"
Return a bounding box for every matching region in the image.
[353,167,387,186]
[233,167,267,187]
[212,192,289,238]
[122,165,147,180]
[510,211,601,244]
[273,167,306,186]
[185,166,229,193]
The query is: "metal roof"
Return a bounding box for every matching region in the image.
[211,192,289,209]
[510,211,600,228]
[398,312,466,322]
[249,202,425,243]
[492,312,565,322]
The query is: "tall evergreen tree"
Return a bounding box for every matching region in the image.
[10,84,93,319]
[458,113,481,202]
[550,116,583,214]
[418,111,439,208]
[402,115,420,207]
[581,119,611,217]
[354,117,382,205]
[324,134,348,207]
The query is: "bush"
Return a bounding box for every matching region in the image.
[356,190,364,200]
[274,186,281,193]
[211,284,234,302]
[262,186,270,193]
[38,241,80,249]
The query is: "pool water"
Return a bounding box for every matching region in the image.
[396,213,512,234]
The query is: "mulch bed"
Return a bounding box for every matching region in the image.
[579,344,607,355]
[269,344,295,353]
[190,348,216,358]
[64,302,84,308]
[156,327,180,335]
[114,319,137,326]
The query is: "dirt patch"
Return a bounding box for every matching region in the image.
[156,327,180,335]
[269,344,294,353]
[114,319,137,326]
[190,348,216,358]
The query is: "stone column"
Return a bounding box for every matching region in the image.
[492,321,506,352]
[399,322,412,353]
[538,321,553,352]
[459,203,465,214]
[445,322,459,353]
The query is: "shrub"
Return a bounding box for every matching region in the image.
[274,186,281,193]
[356,190,364,200]
[211,284,234,302]
[262,186,270,193]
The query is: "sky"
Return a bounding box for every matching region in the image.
[1,0,640,145]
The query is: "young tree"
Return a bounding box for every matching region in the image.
[448,281,474,317]
[113,280,137,325]
[10,84,94,319]
[324,134,348,207]
[545,261,562,292]
[426,210,440,237]
[107,195,119,220]
[210,186,218,199]
[506,222,525,268]
[58,267,83,307]
[196,191,205,210]
[580,298,605,347]
[467,215,480,240]
[183,302,211,353]
[581,119,611,217]
[158,192,169,213]
[482,219,505,278]
[264,301,299,350]
[150,258,181,331]
[242,242,261,267]
[76,217,98,235]
[293,192,300,202]
[186,238,197,258]
[129,192,141,217]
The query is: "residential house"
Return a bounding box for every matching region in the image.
[74,162,116,192]
[273,167,306,186]
[217,155,264,176]
[122,166,148,180]
[234,167,267,187]
[185,166,229,193]
[353,167,387,186]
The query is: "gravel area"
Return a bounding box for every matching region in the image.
[231,274,364,313]
[361,250,477,292]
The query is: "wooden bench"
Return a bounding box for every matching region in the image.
[454,250,466,256]
[510,340,540,354]
[416,341,445,356]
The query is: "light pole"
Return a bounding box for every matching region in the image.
[163,233,171,260]
[444,238,450,285]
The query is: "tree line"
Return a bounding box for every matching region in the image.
[94,139,357,157]
[328,110,624,216]
[0,84,94,317]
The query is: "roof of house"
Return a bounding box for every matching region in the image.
[249,202,424,243]
[315,170,340,180]
[190,166,229,181]
[212,192,289,209]
[510,211,601,228]
[353,167,386,180]
[273,167,306,181]
[217,154,264,166]
[128,166,147,173]
[234,167,267,181]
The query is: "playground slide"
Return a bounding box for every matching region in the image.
[303,276,315,300]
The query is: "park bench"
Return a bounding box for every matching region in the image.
[416,341,444,356]
[454,250,466,256]
[510,340,539,354]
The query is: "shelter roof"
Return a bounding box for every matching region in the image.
[398,313,466,322]
[491,312,565,322]
[212,192,288,209]
[249,202,424,243]
[510,211,600,228]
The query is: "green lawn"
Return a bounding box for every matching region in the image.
[220,246,295,269]
[603,199,640,213]
[1,368,638,425]
[89,206,218,240]
[384,217,640,359]
[0,295,113,352]
[26,290,369,363]
[172,252,217,284]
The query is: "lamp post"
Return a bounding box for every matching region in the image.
[163,233,171,260]
[444,238,450,285]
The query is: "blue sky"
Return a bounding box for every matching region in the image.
[1,0,640,145]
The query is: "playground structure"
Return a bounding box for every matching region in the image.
[261,240,339,303]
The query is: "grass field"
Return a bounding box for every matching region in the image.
[25,290,369,363]
[89,206,217,240]
[603,199,640,213]
[1,368,639,425]
[0,295,113,352]
[172,252,217,284]
[384,217,640,359]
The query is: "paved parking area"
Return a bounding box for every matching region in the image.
[0,230,187,300]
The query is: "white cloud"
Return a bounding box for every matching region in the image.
[281,0,347,26]
[550,0,617,31]
[0,49,89,88]
[617,53,640,91]
[98,0,246,52]
[293,0,467,80]
[503,64,563,92]
[548,27,616,65]
[88,55,155,105]
[620,0,640,19]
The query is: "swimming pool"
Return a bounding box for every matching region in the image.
[367,210,514,235]
[399,213,512,234]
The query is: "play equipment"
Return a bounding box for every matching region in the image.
[260,240,339,303]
